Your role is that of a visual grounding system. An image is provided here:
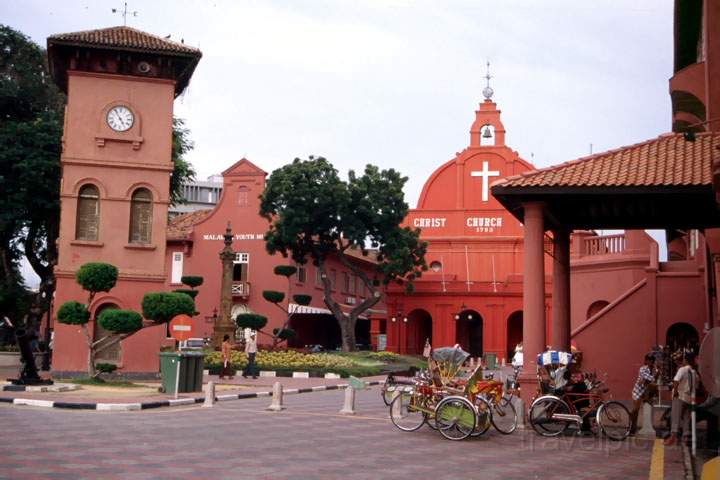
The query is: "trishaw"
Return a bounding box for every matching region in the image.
[528,350,631,440]
[388,346,496,440]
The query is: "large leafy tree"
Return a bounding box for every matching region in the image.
[260,156,427,351]
[0,25,196,333]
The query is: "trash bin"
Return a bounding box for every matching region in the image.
[484,352,497,370]
[159,351,205,394]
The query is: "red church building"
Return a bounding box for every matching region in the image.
[385,86,550,363]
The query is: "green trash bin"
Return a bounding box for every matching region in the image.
[159,351,205,394]
[484,352,497,370]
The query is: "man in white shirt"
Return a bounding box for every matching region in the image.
[243,330,258,379]
[665,352,698,446]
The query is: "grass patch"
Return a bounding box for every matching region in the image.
[60,377,146,388]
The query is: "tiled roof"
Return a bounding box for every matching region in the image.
[167,209,212,240]
[48,26,201,57]
[493,132,718,189]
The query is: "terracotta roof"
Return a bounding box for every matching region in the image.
[167,209,212,240]
[493,132,718,189]
[48,26,201,57]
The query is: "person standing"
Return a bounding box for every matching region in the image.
[629,353,657,434]
[664,352,698,446]
[244,330,258,379]
[219,334,234,380]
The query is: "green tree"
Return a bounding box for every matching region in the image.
[0,25,64,330]
[0,25,196,333]
[260,157,427,351]
[56,263,195,377]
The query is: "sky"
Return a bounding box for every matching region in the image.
[4,0,674,285]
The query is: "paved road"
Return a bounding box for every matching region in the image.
[1,388,685,479]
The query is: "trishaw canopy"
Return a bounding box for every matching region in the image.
[537,350,573,367]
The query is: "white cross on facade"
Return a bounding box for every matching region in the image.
[471,161,501,202]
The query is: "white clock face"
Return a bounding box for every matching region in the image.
[107,105,134,132]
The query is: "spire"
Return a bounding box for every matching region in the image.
[482,61,494,101]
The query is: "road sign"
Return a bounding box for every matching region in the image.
[169,314,194,341]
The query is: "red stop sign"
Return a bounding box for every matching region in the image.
[169,314,194,341]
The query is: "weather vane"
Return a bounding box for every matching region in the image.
[482,61,494,100]
[112,2,138,26]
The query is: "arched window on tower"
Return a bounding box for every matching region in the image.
[75,184,100,241]
[480,124,495,146]
[129,188,153,244]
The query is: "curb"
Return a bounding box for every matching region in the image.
[2,383,79,393]
[0,380,382,412]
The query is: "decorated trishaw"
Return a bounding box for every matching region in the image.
[388,345,518,440]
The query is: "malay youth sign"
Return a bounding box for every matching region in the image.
[202,233,265,240]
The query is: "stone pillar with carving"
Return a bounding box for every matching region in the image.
[213,222,236,347]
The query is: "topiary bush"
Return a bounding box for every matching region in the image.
[98,309,143,334]
[141,292,195,324]
[236,313,268,331]
[276,328,296,340]
[95,363,118,374]
[262,290,285,304]
[76,263,118,293]
[173,288,199,299]
[273,265,297,277]
[181,276,204,289]
[57,301,90,325]
[292,294,312,306]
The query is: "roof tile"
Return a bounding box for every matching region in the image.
[48,26,201,56]
[493,133,718,189]
[167,209,212,240]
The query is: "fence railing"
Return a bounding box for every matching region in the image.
[582,234,626,256]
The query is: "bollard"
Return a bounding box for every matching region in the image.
[266,381,285,411]
[501,357,506,367]
[339,385,356,415]
[203,381,215,408]
[638,403,656,438]
[389,390,401,419]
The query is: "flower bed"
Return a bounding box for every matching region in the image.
[204,349,381,377]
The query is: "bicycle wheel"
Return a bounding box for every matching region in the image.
[470,396,492,437]
[435,396,477,441]
[491,395,518,434]
[529,396,570,437]
[389,393,426,432]
[597,401,631,441]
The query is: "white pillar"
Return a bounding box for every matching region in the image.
[266,381,285,411]
[202,381,215,408]
[339,386,356,415]
[638,403,655,437]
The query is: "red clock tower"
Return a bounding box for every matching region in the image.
[47,27,201,374]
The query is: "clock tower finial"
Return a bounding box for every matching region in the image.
[482,61,494,101]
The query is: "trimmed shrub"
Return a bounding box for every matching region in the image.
[277,328,295,340]
[141,292,195,324]
[236,313,268,330]
[180,276,204,289]
[292,294,312,306]
[262,290,285,304]
[95,363,118,374]
[173,288,199,299]
[98,309,143,334]
[273,265,297,277]
[57,301,90,325]
[76,263,118,293]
